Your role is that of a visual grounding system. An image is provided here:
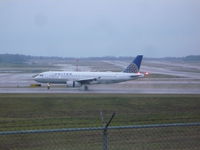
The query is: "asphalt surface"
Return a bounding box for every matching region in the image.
[0,78,199,94]
[0,86,199,94]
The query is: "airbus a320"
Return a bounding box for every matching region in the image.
[34,55,144,90]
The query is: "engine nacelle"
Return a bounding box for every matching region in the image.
[66,81,81,87]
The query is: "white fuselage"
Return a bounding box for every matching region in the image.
[34,71,144,85]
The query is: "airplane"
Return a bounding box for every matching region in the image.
[33,55,144,90]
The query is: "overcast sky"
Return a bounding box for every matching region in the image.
[0,0,200,57]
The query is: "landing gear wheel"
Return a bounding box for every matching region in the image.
[84,85,88,91]
[47,83,50,90]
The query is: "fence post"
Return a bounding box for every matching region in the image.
[102,112,116,150]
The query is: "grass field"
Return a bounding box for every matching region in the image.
[0,94,200,150]
[0,94,200,131]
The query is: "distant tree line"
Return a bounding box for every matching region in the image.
[0,54,31,64]
[183,55,200,61]
[0,54,199,64]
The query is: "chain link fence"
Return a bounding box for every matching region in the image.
[0,122,200,150]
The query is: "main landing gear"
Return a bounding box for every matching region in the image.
[47,83,50,90]
[84,85,88,91]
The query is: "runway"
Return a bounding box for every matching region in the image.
[0,87,199,94]
[0,78,199,94]
[0,88,200,94]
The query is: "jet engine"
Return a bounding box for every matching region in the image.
[66,81,81,87]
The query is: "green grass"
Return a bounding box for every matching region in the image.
[0,94,200,131]
[0,94,200,150]
[1,127,200,150]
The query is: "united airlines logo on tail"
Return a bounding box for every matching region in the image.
[124,63,139,73]
[123,55,143,73]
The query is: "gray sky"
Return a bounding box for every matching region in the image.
[0,0,200,57]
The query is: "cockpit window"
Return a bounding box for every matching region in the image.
[39,74,44,77]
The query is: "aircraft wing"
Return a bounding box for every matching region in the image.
[76,77,101,84]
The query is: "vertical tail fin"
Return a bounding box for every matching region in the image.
[123,55,143,73]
